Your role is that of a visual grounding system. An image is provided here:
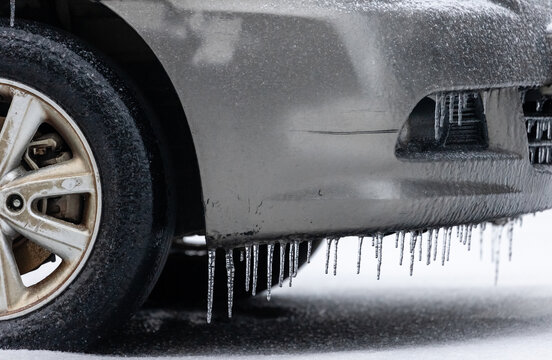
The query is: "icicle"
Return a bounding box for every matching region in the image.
[333,238,339,276]
[207,249,216,324]
[418,232,423,262]
[278,242,285,287]
[446,227,452,262]
[377,233,383,280]
[507,220,514,262]
[10,0,15,28]
[441,228,448,266]
[265,244,274,301]
[245,246,251,292]
[530,148,535,163]
[375,234,379,259]
[458,94,463,126]
[432,228,439,262]
[357,236,364,274]
[288,240,294,287]
[467,224,473,251]
[252,244,259,295]
[293,241,299,278]
[324,238,331,275]
[440,94,446,127]
[409,231,417,276]
[307,240,313,263]
[399,231,405,266]
[480,223,486,260]
[448,93,455,126]
[537,99,544,112]
[463,225,469,245]
[458,225,464,243]
[434,93,441,140]
[395,232,399,248]
[225,249,235,318]
[427,229,433,265]
[494,225,503,285]
[239,250,244,262]
[520,90,527,104]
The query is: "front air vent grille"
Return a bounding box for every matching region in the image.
[521,88,552,165]
[396,91,488,158]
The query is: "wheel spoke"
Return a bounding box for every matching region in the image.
[1,159,96,201]
[0,232,25,312]
[3,213,89,262]
[0,93,45,179]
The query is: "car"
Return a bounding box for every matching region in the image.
[0,0,550,351]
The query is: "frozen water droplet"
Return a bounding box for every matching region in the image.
[357,236,364,274]
[10,0,15,28]
[333,238,339,276]
[252,244,259,295]
[278,242,285,287]
[245,246,251,292]
[207,249,216,324]
[307,240,312,263]
[225,249,235,318]
[266,243,274,301]
[325,238,331,275]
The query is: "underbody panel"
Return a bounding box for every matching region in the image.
[102,0,552,245]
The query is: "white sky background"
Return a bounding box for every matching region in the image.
[4,210,552,359]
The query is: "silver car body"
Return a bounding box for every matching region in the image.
[102,0,552,246]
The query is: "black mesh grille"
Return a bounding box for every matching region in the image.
[521,88,552,165]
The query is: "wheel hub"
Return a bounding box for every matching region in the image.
[0,80,101,320]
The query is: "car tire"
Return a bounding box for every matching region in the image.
[0,21,172,350]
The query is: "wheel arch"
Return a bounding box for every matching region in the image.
[3,0,206,236]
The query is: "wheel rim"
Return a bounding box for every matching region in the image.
[0,79,101,320]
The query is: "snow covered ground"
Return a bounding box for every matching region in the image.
[4,211,552,359]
